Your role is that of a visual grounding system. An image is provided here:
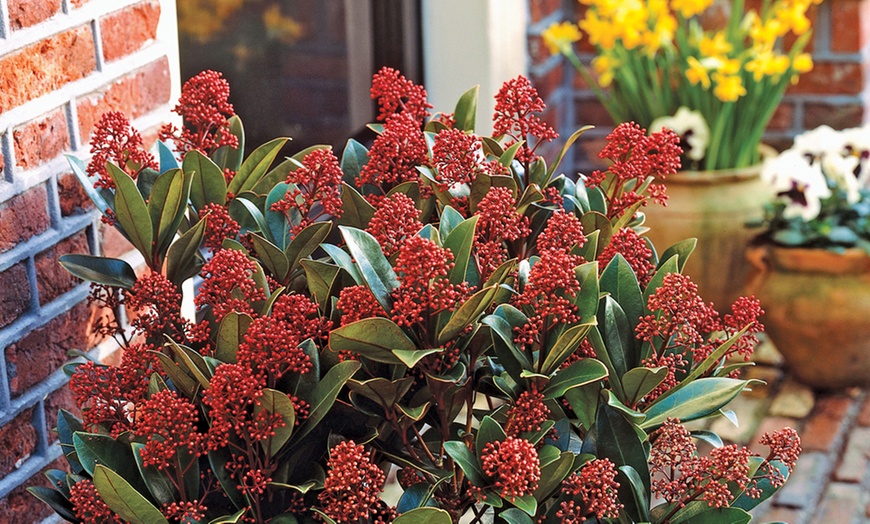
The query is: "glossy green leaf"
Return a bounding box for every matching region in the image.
[658,238,697,272]
[208,448,247,509]
[442,214,479,286]
[291,360,361,444]
[254,389,296,456]
[476,416,507,456]
[438,285,498,345]
[131,442,177,506]
[285,221,332,276]
[184,149,227,211]
[66,154,109,214]
[93,464,168,524]
[580,211,612,256]
[322,243,363,285]
[438,206,465,240]
[533,451,575,501]
[618,465,651,522]
[641,378,751,429]
[250,157,299,196]
[597,296,637,378]
[340,138,369,185]
[73,433,145,493]
[499,141,525,167]
[108,163,153,261]
[339,226,399,311]
[229,137,289,194]
[573,262,600,322]
[564,383,600,431]
[443,441,484,485]
[511,494,537,516]
[338,182,376,229]
[347,376,414,410]
[621,366,668,406]
[541,322,595,374]
[234,196,273,243]
[732,459,790,511]
[59,254,137,288]
[600,254,644,332]
[165,217,206,285]
[543,358,608,399]
[27,486,77,522]
[209,509,247,524]
[671,505,751,524]
[250,233,290,281]
[153,351,197,398]
[329,317,416,364]
[211,115,244,172]
[468,173,517,214]
[301,259,341,309]
[453,85,479,132]
[166,338,212,389]
[393,507,453,524]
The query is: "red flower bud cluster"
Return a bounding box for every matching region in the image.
[336,285,385,327]
[159,70,238,155]
[202,363,282,450]
[492,76,558,164]
[366,193,422,257]
[431,128,504,191]
[587,122,681,219]
[598,227,655,287]
[357,111,429,197]
[237,293,329,382]
[318,440,387,523]
[125,270,186,341]
[200,203,240,253]
[478,437,540,502]
[505,386,550,436]
[271,148,344,239]
[557,458,622,522]
[759,427,801,486]
[370,66,431,123]
[195,248,267,321]
[135,390,204,470]
[474,187,530,280]
[87,111,157,190]
[69,479,120,524]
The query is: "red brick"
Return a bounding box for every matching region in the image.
[71,0,90,6]
[787,61,865,95]
[529,34,555,66]
[530,65,564,104]
[12,108,70,171]
[803,102,864,130]
[0,185,51,252]
[0,407,37,477]
[45,387,80,443]
[575,98,615,127]
[58,172,93,217]
[99,221,135,259]
[5,302,94,397]
[831,0,870,52]
[749,416,801,456]
[858,394,870,426]
[0,458,64,523]
[800,394,854,452]
[76,57,172,141]
[7,0,62,31]
[756,506,805,524]
[0,263,31,329]
[100,1,161,62]
[35,231,90,305]
[766,102,794,131]
[0,25,96,113]
[815,483,864,523]
[529,0,562,23]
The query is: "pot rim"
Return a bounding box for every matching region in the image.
[747,244,870,274]
[667,144,778,185]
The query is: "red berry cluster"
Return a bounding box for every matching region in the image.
[135,389,204,470]
[195,248,267,321]
[159,70,238,155]
[271,148,344,239]
[505,386,551,436]
[69,479,120,524]
[557,458,623,522]
[366,192,423,257]
[86,111,157,189]
[492,76,558,165]
[370,66,432,123]
[357,111,430,197]
[598,227,655,287]
[478,437,541,502]
[199,203,240,253]
[318,440,388,523]
[474,187,531,280]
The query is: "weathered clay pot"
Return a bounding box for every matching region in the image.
[642,150,774,310]
[745,245,870,389]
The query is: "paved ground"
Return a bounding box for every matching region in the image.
[717,339,870,524]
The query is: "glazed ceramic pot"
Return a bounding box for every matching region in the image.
[642,148,775,310]
[745,245,870,389]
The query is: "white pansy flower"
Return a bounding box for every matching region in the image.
[764,149,831,221]
[792,125,843,161]
[840,125,870,187]
[650,107,710,161]
[821,151,860,204]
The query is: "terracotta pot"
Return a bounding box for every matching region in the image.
[745,245,870,389]
[641,149,775,310]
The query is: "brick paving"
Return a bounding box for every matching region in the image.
[724,338,870,524]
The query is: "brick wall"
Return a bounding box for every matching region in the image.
[528,0,870,173]
[0,0,178,520]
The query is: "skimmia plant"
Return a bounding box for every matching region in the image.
[32,68,800,524]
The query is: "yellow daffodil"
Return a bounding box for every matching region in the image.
[579,11,618,50]
[686,56,711,88]
[592,55,620,87]
[750,18,785,47]
[542,21,582,55]
[717,58,742,75]
[745,50,790,81]
[713,72,746,102]
[793,53,813,73]
[670,0,714,18]
[699,32,733,57]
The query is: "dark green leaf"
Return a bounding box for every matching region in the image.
[671,505,751,524]
[339,226,399,312]
[290,360,361,445]
[393,507,453,524]
[476,416,507,456]
[573,262,600,322]
[600,254,644,333]
[338,182,376,229]
[93,464,169,524]
[580,211,612,256]
[229,137,289,194]
[107,163,153,261]
[251,233,290,281]
[254,389,296,456]
[543,358,608,399]
[27,486,77,521]
[73,433,146,494]
[165,217,206,285]
[618,465,651,522]
[131,442,177,506]
[438,285,498,345]
[438,206,465,240]
[533,452,575,501]
[322,243,363,285]
[597,296,636,378]
[149,168,193,256]
[511,495,537,516]
[341,139,369,185]
[209,448,247,509]
[301,259,341,310]
[443,441,484,485]
[453,85,479,132]
[621,366,668,406]
[285,221,332,276]
[641,378,751,429]
[184,149,227,211]
[329,317,416,364]
[59,254,137,288]
[211,115,244,172]
[658,238,697,272]
[541,323,594,374]
[442,214,479,287]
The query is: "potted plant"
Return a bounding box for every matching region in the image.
[746,124,870,389]
[29,69,800,523]
[543,0,817,308]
